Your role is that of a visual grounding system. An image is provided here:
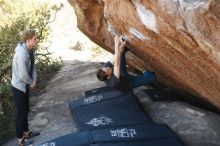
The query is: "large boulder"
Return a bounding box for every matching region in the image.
[68,0,220,111]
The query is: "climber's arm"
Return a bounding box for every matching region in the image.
[113,35,126,79]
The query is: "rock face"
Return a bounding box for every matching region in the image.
[68,0,220,111]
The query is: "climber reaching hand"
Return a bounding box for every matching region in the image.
[111,35,126,79]
[96,34,156,91]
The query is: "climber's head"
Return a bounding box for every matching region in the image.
[96,67,113,81]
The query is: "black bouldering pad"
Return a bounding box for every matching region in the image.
[85,86,132,96]
[69,89,129,109]
[90,137,183,146]
[71,94,152,131]
[37,124,183,146]
[85,86,114,96]
[37,131,92,146]
[91,124,178,143]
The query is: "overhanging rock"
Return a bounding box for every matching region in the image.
[68,0,220,111]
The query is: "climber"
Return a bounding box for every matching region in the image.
[96,35,156,91]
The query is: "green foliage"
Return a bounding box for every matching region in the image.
[0,0,63,144]
[91,45,105,54]
[36,54,63,83]
[0,82,14,145]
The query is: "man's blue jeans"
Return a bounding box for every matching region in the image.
[120,51,155,89]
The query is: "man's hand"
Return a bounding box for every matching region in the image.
[119,35,126,52]
[114,35,126,53]
[29,81,37,90]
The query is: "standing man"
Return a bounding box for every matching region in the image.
[96,35,155,91]
[11,29,40,146]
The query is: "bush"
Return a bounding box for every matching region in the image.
[0,82,14,144]
[0,1,63,144]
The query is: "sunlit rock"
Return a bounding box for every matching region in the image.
[68,0,220,111]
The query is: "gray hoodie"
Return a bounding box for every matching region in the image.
[11,42,37,93]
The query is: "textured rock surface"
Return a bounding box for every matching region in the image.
[68,0,220,111]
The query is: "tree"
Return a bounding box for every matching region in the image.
[0,1,62,144]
